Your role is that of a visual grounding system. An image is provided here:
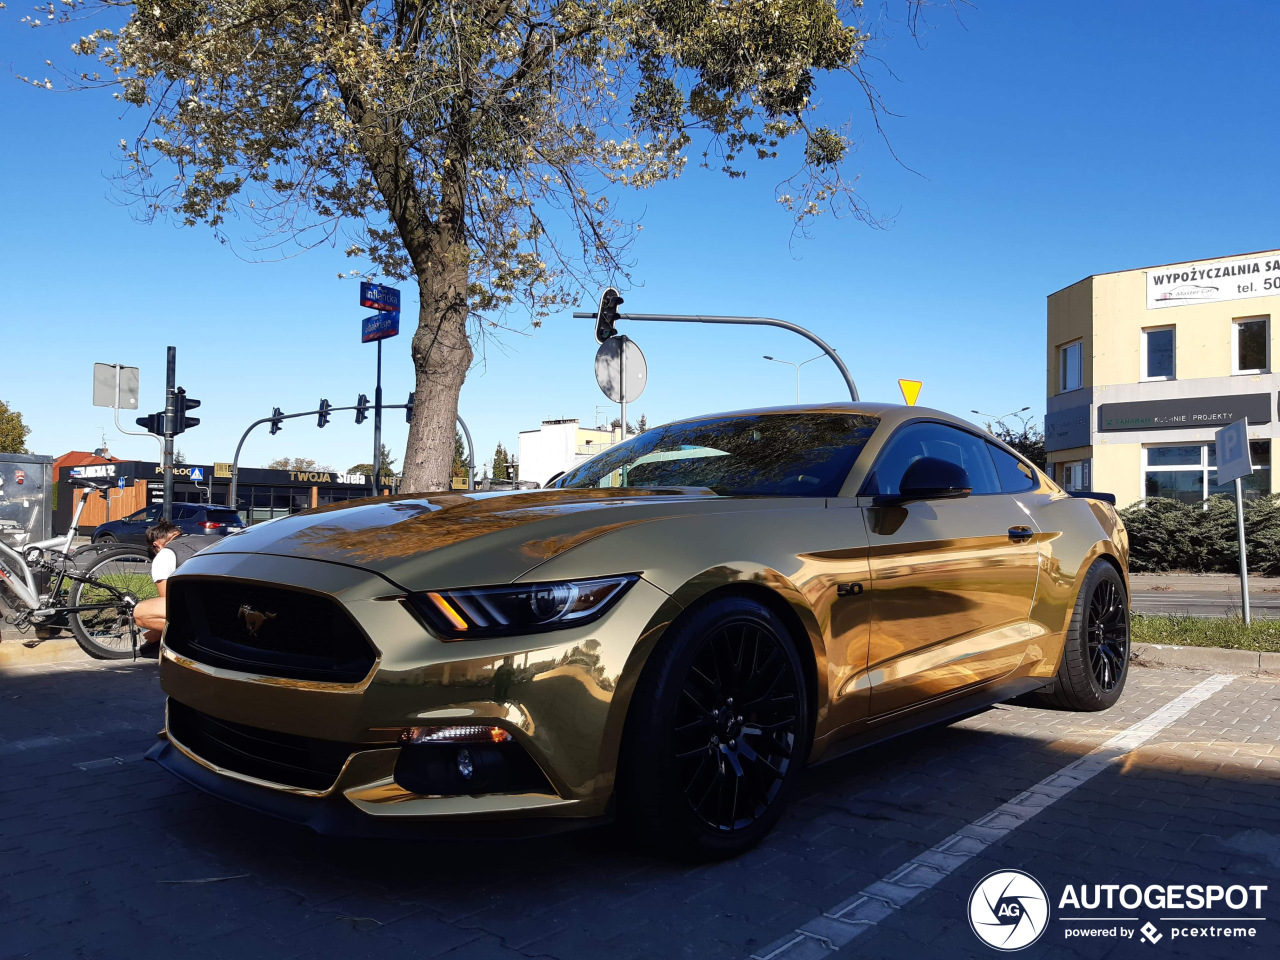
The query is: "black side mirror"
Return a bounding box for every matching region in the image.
[892,457,972,503]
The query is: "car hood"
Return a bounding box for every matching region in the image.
[199,487,725,591]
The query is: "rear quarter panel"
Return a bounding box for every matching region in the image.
[1021,491,1129,677]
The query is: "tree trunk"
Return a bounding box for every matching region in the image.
[400,242,472,493]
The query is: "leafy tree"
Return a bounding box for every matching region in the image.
[610,417,637,435]
[492,442,510,481]
[0,400,31,454]
[453,431,469,479]
[31,0,928,491]
[636,413,648,434]
[979,415,1046,470]
[349,445,397,478]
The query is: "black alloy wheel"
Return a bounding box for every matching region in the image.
[674,621,800,832]
[1086,576,1128,692]
[619,594,810,860]
[1033,559,1130,712]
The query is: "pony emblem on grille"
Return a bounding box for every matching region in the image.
[237,604,277,637]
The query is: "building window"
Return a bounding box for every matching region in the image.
[1234,316,1269,374]
[1058,340,1083,393]
[1143,441,1271,504]
[1142,326,1175,380]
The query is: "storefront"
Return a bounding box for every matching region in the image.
[54,460,385,534]
[1045,249,1280,508]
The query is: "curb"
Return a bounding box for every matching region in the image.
[0,636,92,668]
[1132,642,1280,677]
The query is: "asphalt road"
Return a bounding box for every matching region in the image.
[2,659,1277,959]
[1129,573,1280,618]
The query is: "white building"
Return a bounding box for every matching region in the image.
[518,419,621,488]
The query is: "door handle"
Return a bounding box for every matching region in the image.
[1008,525,1035,543]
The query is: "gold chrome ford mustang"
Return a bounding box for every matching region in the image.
[150,403,1130,858]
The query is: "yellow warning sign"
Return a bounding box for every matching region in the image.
[898,379,923,406]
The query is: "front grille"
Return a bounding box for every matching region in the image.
[165,578,377,683]
[167,699,360,791]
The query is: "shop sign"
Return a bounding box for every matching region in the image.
[1045,404,1091,451]
[1147,252,1280,309]
[1097,393,1271,431]
[287,471,368,485]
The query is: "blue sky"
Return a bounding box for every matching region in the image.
[2,1,1278,475]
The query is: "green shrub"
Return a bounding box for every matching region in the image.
[1120,494,1280,575]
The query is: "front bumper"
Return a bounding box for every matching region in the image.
[145,738,610,838]
[156,551,679,830]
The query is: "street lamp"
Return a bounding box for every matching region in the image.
[763,353,828,404]
[971,406,1032,430]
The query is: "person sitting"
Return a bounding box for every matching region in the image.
[132,519,205,658]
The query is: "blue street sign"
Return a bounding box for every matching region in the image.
[362,311,400,343]
[117,477,126,489]
[189,467,205,482]
[360,281,400,312]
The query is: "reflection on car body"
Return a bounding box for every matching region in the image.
[149,403,1129,859]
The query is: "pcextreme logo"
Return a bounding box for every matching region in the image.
[968,870,1050,951]
[968,870,1269,950]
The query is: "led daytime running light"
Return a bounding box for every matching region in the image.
[401,725,512,745]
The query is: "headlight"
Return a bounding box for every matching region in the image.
[405,575,639,639]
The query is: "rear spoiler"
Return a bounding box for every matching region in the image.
[1068,491,1116,506]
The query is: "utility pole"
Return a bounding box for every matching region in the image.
[372,338,383,497]
[162,346,176,521]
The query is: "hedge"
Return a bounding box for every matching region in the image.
[1120,494,1280,575]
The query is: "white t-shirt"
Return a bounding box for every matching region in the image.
[151,547,178,584]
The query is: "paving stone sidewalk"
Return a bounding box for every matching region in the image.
[1,661,1277,959]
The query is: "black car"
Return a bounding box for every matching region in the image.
[90,504,245,545]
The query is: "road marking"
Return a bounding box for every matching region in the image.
[751,674,1238,960]
[74,753,147,771]
[0,722,152,757]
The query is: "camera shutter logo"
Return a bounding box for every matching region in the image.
[968,870,1050,951]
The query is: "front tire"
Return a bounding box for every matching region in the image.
[618,594,810,860]
[1036,560,1130,711]
[94,534,117,545]
[68,548,156,659]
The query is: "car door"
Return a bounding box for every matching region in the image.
[118,505,160,544]
[860,421,1041,717]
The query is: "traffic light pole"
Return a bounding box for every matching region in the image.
[372,339,383,497]
[227,406,476,510]
[572,310,859,402]
[162,346,176,521]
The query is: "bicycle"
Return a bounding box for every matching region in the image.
[0,478,156,659]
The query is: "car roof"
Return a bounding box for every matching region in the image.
[665,402,986,434]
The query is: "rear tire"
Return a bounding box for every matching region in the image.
[1034,560,1129,711]
[618,594,811,861]
[67,548,156,660]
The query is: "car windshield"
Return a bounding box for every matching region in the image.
[555,413,880,497]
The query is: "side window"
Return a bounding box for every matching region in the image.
[988,443,1038,493]
[175,506,198,520]
[126,508,149,523]
[862,422,1001,497]
[145,506,162,522]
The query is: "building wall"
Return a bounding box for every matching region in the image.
[1046,249,1280,508]
[518,421,622,488]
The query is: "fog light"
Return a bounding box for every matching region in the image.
[400,724,512,745]
[457,748,474,779]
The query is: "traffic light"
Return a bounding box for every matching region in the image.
[595,287,623,343]
[172,387,200,435]
[135,412,164,436]
[404,392,414,424]
[317,399,332,428]
[354,394,369,425]
[269,407,284,435]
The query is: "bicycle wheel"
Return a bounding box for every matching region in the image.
[68,548,158,659]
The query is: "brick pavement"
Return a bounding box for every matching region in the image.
[1,661,1277,959]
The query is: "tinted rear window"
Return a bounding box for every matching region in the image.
[987,443,1038,493]
[207,510,242,524]
[555,413,880,497]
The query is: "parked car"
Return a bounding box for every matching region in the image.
[149,403,1129,859]
[91,504,245,545]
